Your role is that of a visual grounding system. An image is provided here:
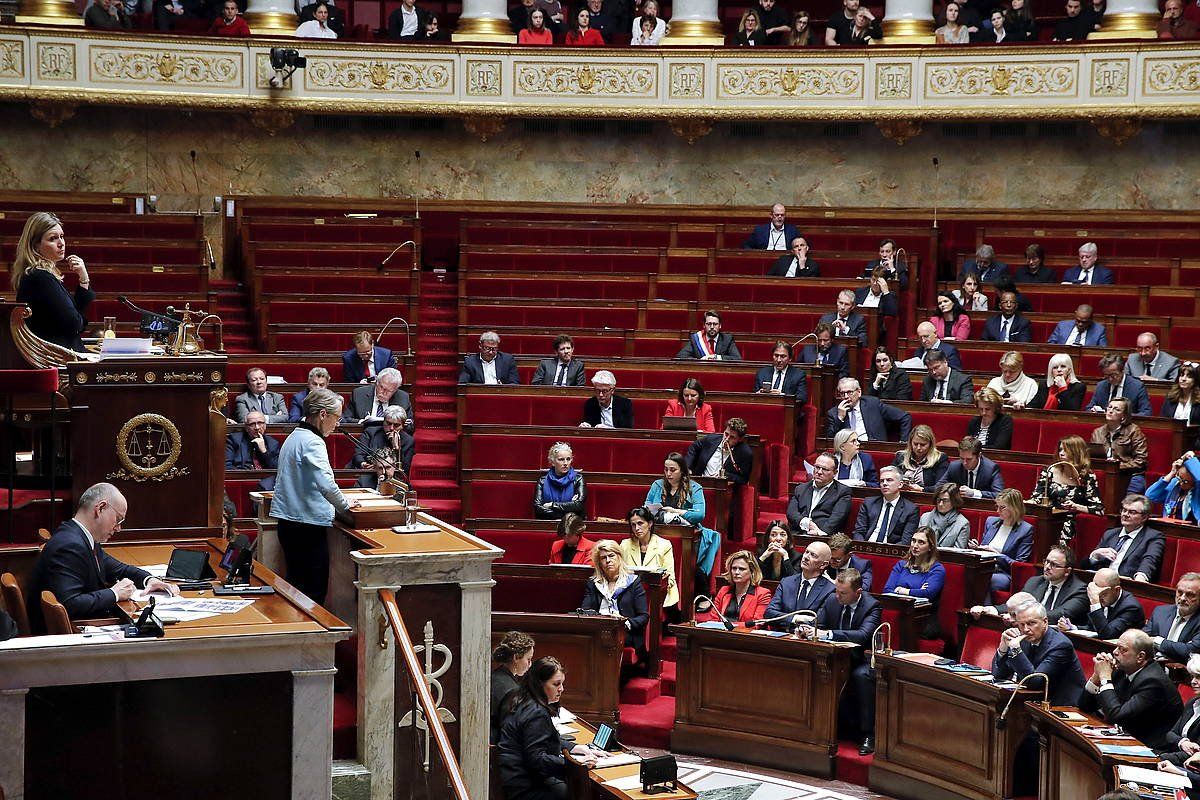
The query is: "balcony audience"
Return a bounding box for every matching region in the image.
[930,291,971,341]
[344,330,396,384]
[768,236,820,277]
[632,0,666,42]
[920,482,971,548]
[733,8,767,44]
[936,1,971,42]
[1060,568,1146,638]
[946,436,1005,500]
[536,0,566,33]
[1053,0,1093,38]
[295,0,337,37]
[533,442,586,521]
[350,406,414,488]
[866,347,913,402]
[86,0,133,29]
[509,0,536,31]
[1003,0,1039,39]
[663,377,716,432]
[1127,332,1181,382]
[490,631,535,744]
[1163,364,1200,423]
[765,541,836,629]
[833,429,879,487]
[974,488,1034,594]
[977,9,1012,40]
[755,0,791,42]
[1089,353,1151,415]
[754,341,809,404]
[155,0,204,31]
[1159,0,1200,37]
[518,8,554,43]
[828,533,874,590]
[1079,629,1183,751]
[1030,434,1105,546]
[966,388,1013,450]
[827,377,913,442]
[677,310,741,361]
[742,203,798,250]
[892,425,949,492]
[987,350,1040,408]
[974,545,1090,625]
[345,367,412,424]
[922,349,975,404]
[1090,398,1149,494]
[1029,353,1086,411]
[580,370,633,429]
[787,9,814,43]
[584,0,617,40]
[853,466,920,545]
[580,540,649,652]
[1083,493,1163,582]
[460,330,520,384]
[787,451,852,535]
[225,410,279,491]
[757,519,799,581]
[1146,451,1200,523]
[565,8,606,43]
[982,291,1033,343]
[695,550,771,625]
[820,290,868,347]
[631,14,658,42]
[549,513,594,565]
[387,0,430,38]
[289,367,331,422]
[621,507,679,608]
[420,13,450,39]
[497,656,585,798]
[532,335,585,386]
[952,271,989,312]
[1144,572,1200,663]
[687,418,753,484]
[235,367,288,423]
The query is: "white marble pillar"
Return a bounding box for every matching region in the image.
[1090,0,1158,37]
[0,689,28,800]
[880,0,935,43]
[459,579,495,800]
[293,668,338,800]
[15,0,83,25]
[358,587,395,800]
[661,0,726,44]
[243,0,298,35]
[452,0,516,43]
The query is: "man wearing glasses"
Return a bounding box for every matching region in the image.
[972,544,1089,626]
[459,330,520,385]
[1083,494,1165,583]
[30,482,179,631]
[825,377,912,442]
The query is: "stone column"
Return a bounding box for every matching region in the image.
[879,0,935,43]
[1089,0,1158,37]
[452,0,516,43]
[242,0,297,35]
[459,579,496,800]
[661,0,725,45]
[293,668,339,800]
[16,0,83,26]
[0,689,28,800]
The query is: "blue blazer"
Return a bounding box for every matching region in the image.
[1047,319,1108,347]
[343,346,397,383]
[765,574,836,630]
[913,340,962,371]
[836,453,878,487]
[1062,264,1115,285]
[1088,375,1151,416]
[959,260,1010,284]
[459,352,521,385]
[944,456,1005,499]
[743,222,799,250]
[754,364,809,405]
[31,520,152,629]
[1146,455,1200,523]
[825,395,912,442]
[1084,525,1165,581]
[1145,603,1200,664]
[852,495,919,545]
[815,592,882,654]
[826,556,875,592]
[288,388,309,422]
[981,313,1033,343]
[852,286,900,318]
[800,343,850,379]
[991,626,1086,706]
[980,517,1034,572]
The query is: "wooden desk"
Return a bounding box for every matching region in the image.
[669,622,854,778]
[1028,704,1159,800]
[0,540,351,800]
[563,716,697,800]
[870,651,1039,800]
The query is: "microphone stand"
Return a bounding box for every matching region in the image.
[380,241,417,273]
[375,316,414,357]
[997,671,1051,729]
[337,426,411,497]
[870,621,893,669]
[749,608,818,632]
[791,332,817,351]
[692,594,733,630]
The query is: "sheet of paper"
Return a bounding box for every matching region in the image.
[1097,743,1157,757]
[555,706,576,723]
[142,564,169,578]
[594,753,642,769]
[603,774,645,791]
[153,597,254,614]
[1118,765,1191,789]
[0,631,126,649]
[1059,710,1088,721]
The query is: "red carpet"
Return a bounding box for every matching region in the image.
[618,695,675,750]
[834,740,872,785]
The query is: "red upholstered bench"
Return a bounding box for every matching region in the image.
[464,275,652,301]
[1170,538,1200,584]
[259,274,413,294]
[961,623,1002,669]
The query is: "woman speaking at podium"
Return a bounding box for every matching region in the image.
[10,212,94,351]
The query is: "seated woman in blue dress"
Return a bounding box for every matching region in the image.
[644,451,720,593]
[973,488,1034,596]
[833,429,878,487]
[580,540,649,655]
[883,526,947,638]
[533,442,586,520]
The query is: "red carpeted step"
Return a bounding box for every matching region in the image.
[660,635,677,662]
[660,661,676,697]
[419,498,461,523]
[620,677,661,705]
[617,696,675,750]
[413,479,460,497]
[412,453,456,469]
[420,411,457,429]
[415,428,457,444]
[835,739,872,785]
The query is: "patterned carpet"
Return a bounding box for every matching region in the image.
[680,763,862,800]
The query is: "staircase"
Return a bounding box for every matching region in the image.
[407,272,462,522]
[616,636,678,750]
[209,279,257,353]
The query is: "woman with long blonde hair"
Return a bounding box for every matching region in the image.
[892,424,948,492]
[11,212,93,351]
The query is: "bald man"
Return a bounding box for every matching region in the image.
[912,321,962,370]
[764,541,835,630]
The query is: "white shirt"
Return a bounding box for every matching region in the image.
[810,480,831,511]
[1176,399,1193,422]
[704,444,725,477]
[599,401,613,428]
[785,258,799,277]
[295,19,337,37]
[859,292,881,309]
[1109,526,1143,573]
[847,404,867,440]
[399,4,418,35]
[767,227,787,250]
[481,358,498,385]
[871,500,896,541]
[988,523,1014,555]
[630,15,665,42]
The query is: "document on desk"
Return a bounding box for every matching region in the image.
[593,753,641,769]
[144,596,255,622]
[1118,765,1191,790]
[0,631,126,649]
[603,774,646,792]
[1097,743,1157,757]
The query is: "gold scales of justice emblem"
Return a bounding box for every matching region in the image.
[106,413,191,483]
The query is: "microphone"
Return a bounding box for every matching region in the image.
[693,595,733,630]
[381,241,416,270]
[870,621,893,669]
[931,157,941,230]
[997,671,1050,729]
[748,608,817,631]
[375,316,413,357]
[791,332,817,350]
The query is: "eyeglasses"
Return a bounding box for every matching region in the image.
[1120,507,1147,516]
[1043,559,1067,568]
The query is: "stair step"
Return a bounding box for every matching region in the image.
[415,428,457,443]
[413,478,459,492]
[616,696,674,750]
[660,635,677,662]
[660,661,676,697]
[619,677,661,705]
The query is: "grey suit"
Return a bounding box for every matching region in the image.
[345,384,413,424]
[234,390,288,423]
[532,358,586,386]
[1126,351,1181,381]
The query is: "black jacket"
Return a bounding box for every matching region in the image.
[1079,662,1184,751]
[490,666,521,744]
[1030,381,1086,411]
[1086,591,1147,639]
[686,433,754,485]
[581,576,648,649]
[534,470,586,519]
[867,370,913,402]
[966,413,1013,451]
[387,3,431,38]
[497,698,568,796]
[581,394,634,429]
[16,269,94,352]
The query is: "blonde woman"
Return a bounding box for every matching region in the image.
[695,550,771,626]
[1030,435,1105,545]
[891,424,948,492]
[580,539,649,651]
[973,488,1034,594]
[987,351,1040,409]
[10,212,93,351]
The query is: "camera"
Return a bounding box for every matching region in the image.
[268,47,306,89]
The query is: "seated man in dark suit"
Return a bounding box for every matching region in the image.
[1079,628,1183,750]
[1012,243,1058,284]
[1145,572,1200,664]
[686,418,753,485]
[532,334,586,387]
[1047,304,1108,347]
[797,569,882,754]
[343,329,397,383]
[958,244,1010,285]
[768,236,820,277]
[801,323,850,379]
[826,377,912,442]
[1088,353,1151,416]
[344,367,413,425]
[1062,242,1115,285]
[348,406,415,488]
[742,203,798,250]
[289,367,330,422]
[820,290,869,347]
[580,370,633,429]
[786,452,851,536]
[764,541,835,631]
[754,341,808,405]
[225,410,280,491]
[233,367,288,423]
[860,238,909,290]
[677,310,741,361]
[852,467,919,546]
[827,533,874,591]
[31,482,179,629]
[1060,568,1146,639]
[992,599,1086,705]
[854,269,900,323]
[1083,494,1164,583]
[459,330,520,385]
[913,322,962,370]
[974,545,1089,626]
[0,606,15,640]
[982,291,1033,344]
[921,349,975,404]
[946,436,1005,500]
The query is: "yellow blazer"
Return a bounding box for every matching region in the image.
[621,535,679,607]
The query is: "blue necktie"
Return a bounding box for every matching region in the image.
[875,502,893,542]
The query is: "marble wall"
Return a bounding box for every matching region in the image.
[2,104,1198,212]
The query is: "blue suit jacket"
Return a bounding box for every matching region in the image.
[816,592,882,655]
[852,495,919,545]
[743,222,799,250]
[459,352,521,385]
[31,520,152,629]
[913,340,962,371]
[826,395,912,442]
[827,556,874,592]
[944,456,1006,499]
[1062,264,1115,285]
[1146,456,1200,522]
[981,517,1034,572]
[765,574,836,630]
[1087,375,1151,416]
[288,388,309,423]
[754,365,809,405]
[1086,591,1146,639]
[959,260,1010,284]
[1047,319,1108,347]
[1084,525,1165,581]
[343,346,397,383]
[981,313,1033,343]
[1145,603,1200,664]
[991,626,1086,706]
[800,343,850,379]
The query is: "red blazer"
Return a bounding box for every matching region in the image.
[695,584,771,626]
[662,399,715,433]
[549,536,595,566]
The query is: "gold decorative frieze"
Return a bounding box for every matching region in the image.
[1091,58,1129,97]
[96,371,138,383]
[37,42,75,81]
[669,63,705,99]
[305,56,453,94]
[1144,57,1200,95]
[0,40,25,80]
[90,46,242,88]
[514,62,657,97]
[717,65,864,99]
[466,59,501,96]
[164,371,205,382]
[926,62,1077,98]
[876,63,912,100]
